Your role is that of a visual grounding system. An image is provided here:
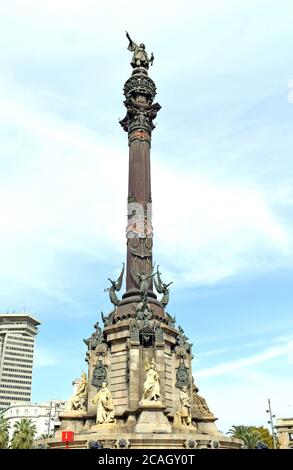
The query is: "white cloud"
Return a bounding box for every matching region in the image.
[153,165,291,284]
[194,337,293,432]
[288,340,293,364]
[198,348,230,358]
[196,340,292,378]
[205,371,293,433]
[0,75,292,303]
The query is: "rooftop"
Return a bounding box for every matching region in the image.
[0,313,41,326]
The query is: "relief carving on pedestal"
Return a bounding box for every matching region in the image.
[130,320,140,342]
[92,360,107,390]
[154,323,164,343]
[176,358,190,389]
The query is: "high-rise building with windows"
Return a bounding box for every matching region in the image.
[0,314,41,412]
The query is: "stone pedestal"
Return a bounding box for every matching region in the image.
[46,431,242,449]
[135,402,172,433]
[90,423,118,433]
[196,416,220,436]
[56,411,87,437]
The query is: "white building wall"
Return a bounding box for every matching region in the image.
[2,400,66,442]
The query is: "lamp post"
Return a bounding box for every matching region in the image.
[47,400,53,438]
[266,398,277,449]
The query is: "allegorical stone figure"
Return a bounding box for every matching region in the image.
[173,386,194,429]
[141,359,160,402]
[126,31,154,69]
[179,386,193,428]
[92,382,115,424]
[193,382,214,416]
[68,371,87,411]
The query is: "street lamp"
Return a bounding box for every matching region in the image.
[266,398,277,449]
[46,401,54,438]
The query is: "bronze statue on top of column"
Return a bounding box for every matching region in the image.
[126,31,154,70]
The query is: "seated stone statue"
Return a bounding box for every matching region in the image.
[92,382,115,424]
[193,382,214,416]
[68,371,87,411]
[141,358,160,402]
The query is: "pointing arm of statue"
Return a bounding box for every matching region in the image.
[126,31,136,50]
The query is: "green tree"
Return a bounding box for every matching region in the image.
[11,418,36,449]
[0,416,10,449]
[227,425,261,449]
[251,426,276,448]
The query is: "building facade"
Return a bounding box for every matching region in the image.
[276,418,293,449]
[0,314,41,413]
[1,400,66,442]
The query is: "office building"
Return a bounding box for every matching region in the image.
[0,313,40,412]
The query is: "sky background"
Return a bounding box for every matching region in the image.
[0,0,293,433]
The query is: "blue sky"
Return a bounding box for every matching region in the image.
[0,0,292,432]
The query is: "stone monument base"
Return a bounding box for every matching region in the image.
[46,430,242,449]
[135,402,172,433]
[90,423,117,432]
[52,406,241,449]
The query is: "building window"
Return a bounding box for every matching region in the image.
[16,410,19,416]
[24,409,28,415]
[289,433,293,441]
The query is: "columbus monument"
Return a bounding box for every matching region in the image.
[52,34,241,449]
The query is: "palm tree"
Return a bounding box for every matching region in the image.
[11,418,37,449]
[228,425,261,449]
[0,416,10,449]
[228,425,250,438]
[244,430,262,449]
